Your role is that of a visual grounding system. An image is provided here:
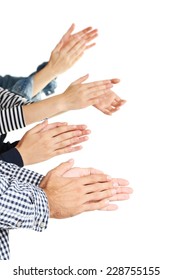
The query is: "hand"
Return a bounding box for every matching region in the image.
[62,74,113,110]
[61,166,133,210]
[40,160,117,218]
[47,23,98,76]
[15,120,91,165]
[40,159,133,213]
[94,79,126,115]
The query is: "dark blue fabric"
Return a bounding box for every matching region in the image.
[0,135,23,166]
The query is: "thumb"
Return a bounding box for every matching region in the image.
[71,74,89,85]
[53,40,64,53]
[54,159,74,176]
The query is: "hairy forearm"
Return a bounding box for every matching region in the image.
[22,94,68,125]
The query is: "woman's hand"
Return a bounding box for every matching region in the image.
[16,120,91,165]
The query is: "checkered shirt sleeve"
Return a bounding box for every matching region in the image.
[0,161,49,260]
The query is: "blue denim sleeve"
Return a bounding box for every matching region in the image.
[0,61,57,103]
[0,75,23,89]
[10,76,34,100]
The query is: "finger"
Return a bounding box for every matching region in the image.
[110,78,120,84]
[107,90,121,102]
[85,187,117,203]
[107,107,119,114]
[84,180,117,194]
[71,74,89,85]
[79,174,112,185]
[52,159,74,176]
[112,178,129,186]
[109,193,130,201]
[115,186,133,194]
[54,135,89,150]
[82,198,116,211]
[41,122,68,132]
[54,144,83,156]
[83,80,112,88]
[83,29,98,41]
[54,127,90,141]
[47,125,88,138]
[88,167,104,175]
[73,26,93,38]
[67,135,89,146]
[99,204,119,211]
[101,109,112,115]
[118,99,126,105]
[28,120,48,134]
[85,43,96,50]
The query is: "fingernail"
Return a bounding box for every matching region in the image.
[113,182,118,187]
[68,159,74,163]
[107,175,112,180]
[111,189,117,195]
[104,200,110,205]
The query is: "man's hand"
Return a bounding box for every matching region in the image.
[40,160,133,218]
[59,161,133,211]
[40,160,117,218]
[16,120,90,165]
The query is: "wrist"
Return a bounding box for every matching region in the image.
[54,93,71,114]
[46,61,60,79]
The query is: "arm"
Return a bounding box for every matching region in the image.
[23,75,113,125]
[0,73,112,134]
[31,24,98,98]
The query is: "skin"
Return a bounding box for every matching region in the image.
[32,24,98,96]
[16,120,91,165]
[40,159,133,218]
[23,24,126,125]
[23,75,114,124]
[94,79,126,115]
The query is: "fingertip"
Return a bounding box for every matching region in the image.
[111,78,120,84]
[68,158,74,163]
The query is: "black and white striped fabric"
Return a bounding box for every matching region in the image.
[0,160,49,260]
[0,87,30,135]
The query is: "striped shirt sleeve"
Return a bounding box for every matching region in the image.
[0,87,31,135]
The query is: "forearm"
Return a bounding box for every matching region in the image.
[32,63,57,98]
[22,93,68,124]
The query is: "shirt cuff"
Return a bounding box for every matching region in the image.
[0,148,24,167]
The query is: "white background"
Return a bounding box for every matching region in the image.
[0,0,173,279]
